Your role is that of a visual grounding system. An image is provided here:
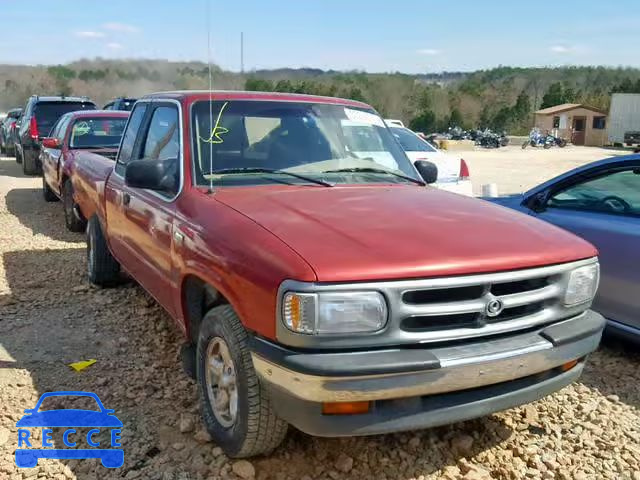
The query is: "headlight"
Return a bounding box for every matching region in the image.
[564,263,599,306]
[282,291,387,335]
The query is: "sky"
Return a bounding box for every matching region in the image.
[0,1,639,73]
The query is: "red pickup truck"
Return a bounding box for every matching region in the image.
[40,110,129,231]
[74,91,605,458]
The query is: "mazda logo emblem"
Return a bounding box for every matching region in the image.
[485,298,504,317]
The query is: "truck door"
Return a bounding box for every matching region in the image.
[533,164,640,335]
[105,101,182,317]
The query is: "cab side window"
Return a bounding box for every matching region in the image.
[115,103,148,175]
[133,105,181,198]
[547,168,640,216]
[54,116,71,143]
[140,107,180,161]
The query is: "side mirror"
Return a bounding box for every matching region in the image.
[526,190,549,212]
[42,137,60,149]
[414,160,439,184]
[124,158,178,194]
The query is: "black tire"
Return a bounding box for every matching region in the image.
[543,142,552,149]
[197,305,287,458]
[22,151,38,175]
[63,178,86,232]
[15,148,22,164]
[558,139,567,148]
[87,216,121,287]
[42,175,58,202]
[521,141,528,149]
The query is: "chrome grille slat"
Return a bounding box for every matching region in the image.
[499,285,561,308]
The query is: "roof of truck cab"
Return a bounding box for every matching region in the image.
[141,90,372,109]
[66,110,130,119]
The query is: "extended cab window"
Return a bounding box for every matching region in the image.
[547,168,640,216]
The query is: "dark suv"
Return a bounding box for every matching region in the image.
[1,108,22,156]
[16,95,96,174]
[103,97,137,111]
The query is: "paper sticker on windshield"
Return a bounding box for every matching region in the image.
[344,108,384,128]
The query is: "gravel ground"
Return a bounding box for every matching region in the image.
[0,154,639,480]
[462,145,630,196]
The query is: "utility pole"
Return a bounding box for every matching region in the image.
[240,32,244,74]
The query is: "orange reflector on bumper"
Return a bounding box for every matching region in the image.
[560,359,579,372]
[322,401,371,415]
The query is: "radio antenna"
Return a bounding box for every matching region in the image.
[206,0,214,192]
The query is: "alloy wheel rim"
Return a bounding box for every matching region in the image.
[205,337,238,428]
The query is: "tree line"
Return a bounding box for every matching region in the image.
[1,60,640,135]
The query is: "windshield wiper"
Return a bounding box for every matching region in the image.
[323,167,425,186]
[209,167,333,187]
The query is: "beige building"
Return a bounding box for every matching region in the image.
[534,103,608,146]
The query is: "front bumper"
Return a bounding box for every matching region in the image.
[251,310,604,436]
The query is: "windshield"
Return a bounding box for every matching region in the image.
[69,117,128,149]
[191,100,418,186]
[391,127,437,152]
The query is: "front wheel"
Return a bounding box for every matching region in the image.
[543,142,552,149]
[197,305,287,458]
[63,178,86,232]
[521,141,529,149]
[22,151,38,175]
[557,139,567,148]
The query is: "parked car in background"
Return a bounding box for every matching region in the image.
[103,97,137,111]
[1,108,22,156]
[389,126,473,196]
[486,154,640,344]
[16,95,96,175]
[41,110,129,231]
[624,131,640,147]
[74,90,603,458]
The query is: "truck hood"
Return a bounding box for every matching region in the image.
[214,185,597,282]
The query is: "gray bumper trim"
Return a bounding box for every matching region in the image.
[252,311,604,403]
[268,361,584,437]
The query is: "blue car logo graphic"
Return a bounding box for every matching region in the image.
[15,391,123,468]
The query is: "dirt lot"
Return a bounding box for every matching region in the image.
[463,145,630,196]
[0,147,639,480]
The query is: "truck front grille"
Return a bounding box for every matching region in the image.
[276,258,598,349]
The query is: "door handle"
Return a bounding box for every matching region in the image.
[122,192,131,206]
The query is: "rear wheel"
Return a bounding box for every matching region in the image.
[197,305,287,458]
[521,141,528,149]
[42,175,58,202]
[87,216,120,286]
[63,178,86,232]
[15,148,22,164]
[22,151,38,175]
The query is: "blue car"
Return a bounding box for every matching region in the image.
[15,391,123,468]
[486,154,640,343]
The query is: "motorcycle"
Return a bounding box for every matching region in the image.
[475,128,501,148]
[522,128,565,149]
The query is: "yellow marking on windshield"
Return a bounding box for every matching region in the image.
[74,121,90,136]
[199,101,230,144]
